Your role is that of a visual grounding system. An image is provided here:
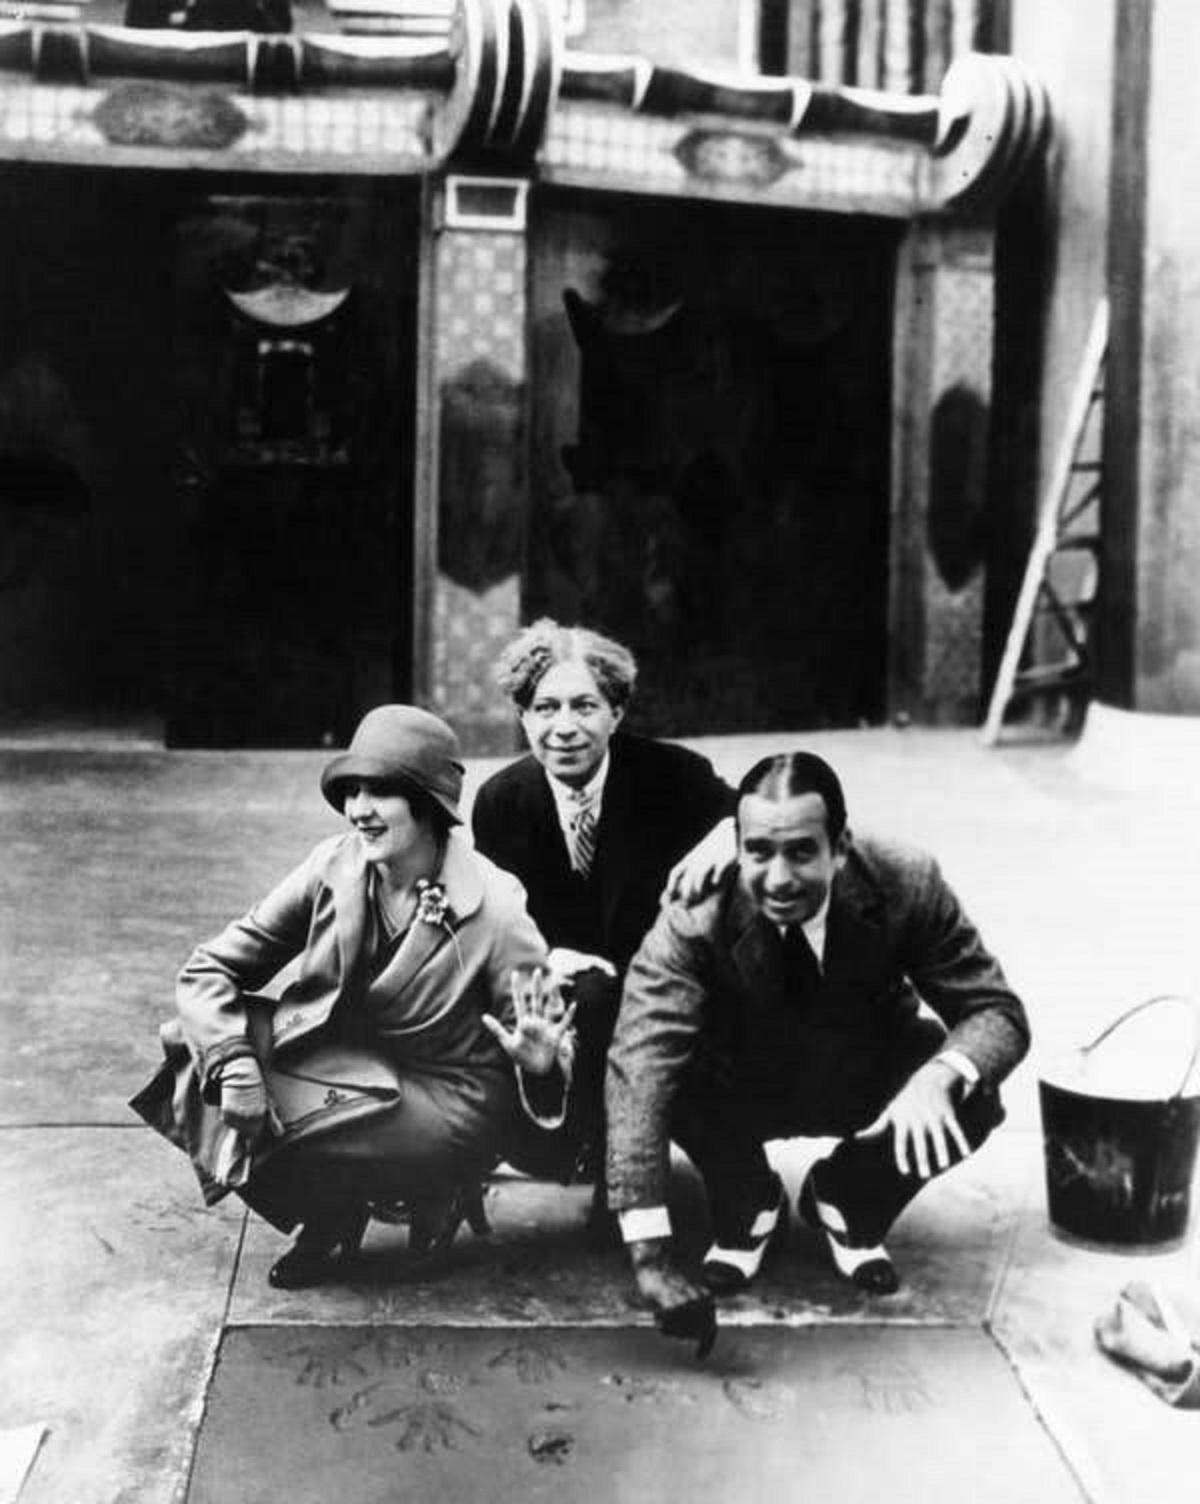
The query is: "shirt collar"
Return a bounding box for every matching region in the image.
[546,751,610,816]
[778,894,831,967]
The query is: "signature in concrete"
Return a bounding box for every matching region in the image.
[834,1357,932,1415]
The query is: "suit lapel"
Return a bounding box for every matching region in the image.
[822,851,888,997]
[370,830,484,999]
[722,847,887,1011]
[327,838,370,1002]
[524,759,573,878]
[727,883,786,1003]
[595,737,641,931]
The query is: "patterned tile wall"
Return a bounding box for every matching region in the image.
[428,226,528,753]
[921,230,994,716]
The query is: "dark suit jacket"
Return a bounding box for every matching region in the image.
[471,732,736,975]
[606,833,1031,1211]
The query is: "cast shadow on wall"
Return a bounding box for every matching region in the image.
[438,358,525,592]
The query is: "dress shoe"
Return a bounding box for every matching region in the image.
[797,1172,899,1295]
[701,1175,788,1295]
[268,1207,369,1290]
[406,1180,489,1273]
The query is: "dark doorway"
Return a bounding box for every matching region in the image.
[528,190,898,735]
[0,166,418,747]
[0,165,177,734]
[168,180,420,747]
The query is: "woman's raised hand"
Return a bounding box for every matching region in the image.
[482,968,577,1076]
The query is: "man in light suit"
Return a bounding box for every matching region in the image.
[606,750,1030,1354]
[472,619,736,1212]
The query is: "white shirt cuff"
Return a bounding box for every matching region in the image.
[937,1048,980,1088]
[618,1206,673,1243]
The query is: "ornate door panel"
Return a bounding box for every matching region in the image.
[168,183,418,748]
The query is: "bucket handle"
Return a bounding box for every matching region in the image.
[1079,994,1200,1101]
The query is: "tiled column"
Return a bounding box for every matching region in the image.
[422,199,528,754]
[890,218,996,722]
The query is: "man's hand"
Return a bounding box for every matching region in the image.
[219,1055,276,1141]
[665,818,737,904]
[856,1058,970,1179]
[628,1239,717,1359]
[482,969,578,1076]
[546,947,616,993]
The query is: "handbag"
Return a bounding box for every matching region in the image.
[129,1003,402,1201]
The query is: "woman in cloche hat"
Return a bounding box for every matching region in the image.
[136,705,574,1289]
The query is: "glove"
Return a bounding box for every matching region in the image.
[219,1055,269,1140]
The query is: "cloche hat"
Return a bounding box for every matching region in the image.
[320,705,464,823]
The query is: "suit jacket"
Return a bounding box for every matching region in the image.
[175,828,547,1096]
[471,732,736,975]
[606,833,1031,1211]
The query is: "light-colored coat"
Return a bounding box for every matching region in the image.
[138,829,553,1203]
[177,828,547,1093]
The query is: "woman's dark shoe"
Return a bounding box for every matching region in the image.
[268,1208,369,1290]
[406,1180,489,1273]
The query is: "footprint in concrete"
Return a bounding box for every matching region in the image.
[722,1377,789,1423]
[528,1430,574,1465]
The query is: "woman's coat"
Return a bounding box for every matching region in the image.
[136,829,548,1199]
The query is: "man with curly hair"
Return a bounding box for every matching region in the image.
[472,619,736,1235]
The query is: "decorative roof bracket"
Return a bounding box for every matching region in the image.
[0,0,1049,211]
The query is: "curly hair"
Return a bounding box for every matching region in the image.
[494,619,638,711]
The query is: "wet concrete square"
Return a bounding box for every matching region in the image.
[189,1323,1083,1504]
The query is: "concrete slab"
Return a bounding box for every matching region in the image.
[0,1129,243,1504]
[6,731,1200,1503]
[990,1137,1200,1504]
[229,1134,1030,1333]
[188,1324,1084,1504]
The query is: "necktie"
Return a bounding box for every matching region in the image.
[781,926,821,1001]
[568,796,598,878]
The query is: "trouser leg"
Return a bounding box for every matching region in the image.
[815,1017,1006,1245]
[503,966,620,1182]
[670,1088,778,1243]
[244,1070,509,1232]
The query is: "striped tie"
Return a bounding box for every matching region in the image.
[568,798,598,878]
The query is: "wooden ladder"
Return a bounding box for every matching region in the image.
[982,299,1109,744]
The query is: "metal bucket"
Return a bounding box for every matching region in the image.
[1039,995,1200,1247]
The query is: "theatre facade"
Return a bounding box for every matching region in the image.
[0,0,1046,750]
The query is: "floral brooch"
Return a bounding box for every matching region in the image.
[414,878,451,928]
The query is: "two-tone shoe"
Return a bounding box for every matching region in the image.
[701,1175,789,1295]
[797,1172,899,1295]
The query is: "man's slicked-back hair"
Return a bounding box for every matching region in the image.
[494,618,638,711]
[737,752,848,841]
